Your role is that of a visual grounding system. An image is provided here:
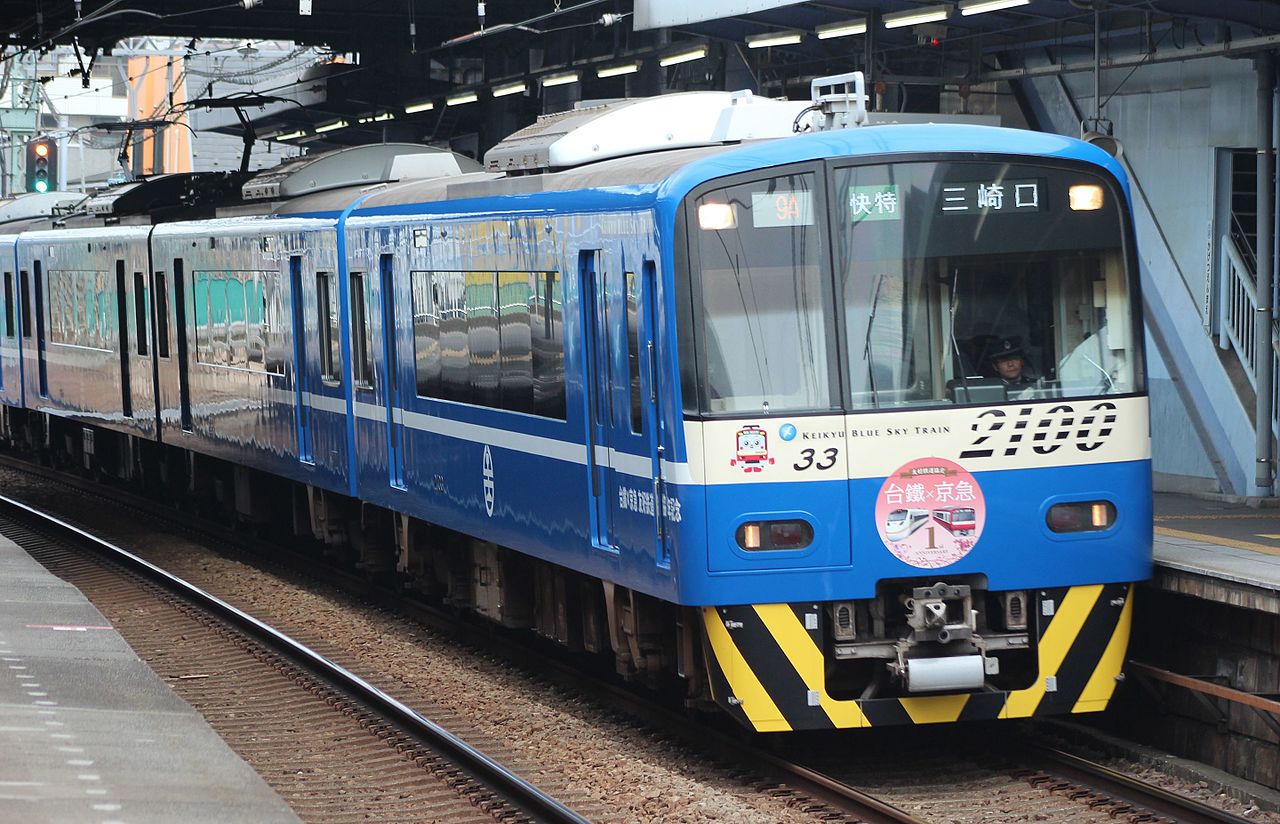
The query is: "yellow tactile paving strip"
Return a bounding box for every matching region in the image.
[1155,525,1280,557]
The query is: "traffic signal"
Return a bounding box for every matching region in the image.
[26,138,56,193]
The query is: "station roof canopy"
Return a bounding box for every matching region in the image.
[5,1,1280,150]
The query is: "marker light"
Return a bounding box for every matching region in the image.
[736,520,815,551]
[1046,500,1116,533]
[816,19,868,39]
[697,203,736,231]
[1069,184,1105,211]
[883,4,950,28]
[34,143,49,158]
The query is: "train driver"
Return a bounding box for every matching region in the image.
[989,338,1035,387]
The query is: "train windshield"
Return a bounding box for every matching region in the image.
[835,160,1140,410]
[684,158,1140,415]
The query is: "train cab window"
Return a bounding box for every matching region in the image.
[3,273,14,337]
[688,171,839,416]
[154,272,170,358]
[350,272,373,387]
[316,271,340,383]
[833,161,1141,410]
[625,270,642,433]
[133,272,149,356]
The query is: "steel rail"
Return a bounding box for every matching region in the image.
[1031,746,1255,824]
[0,491,589,824]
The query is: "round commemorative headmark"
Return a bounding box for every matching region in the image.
[875,457,985,569]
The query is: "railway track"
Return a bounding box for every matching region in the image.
[0,492,588,824]
[0,454,1268,824]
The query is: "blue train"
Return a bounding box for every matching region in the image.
[0,79,1151,731]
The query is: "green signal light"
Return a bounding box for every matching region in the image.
[34,180,49,193]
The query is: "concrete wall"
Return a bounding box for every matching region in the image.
[1024,51,1263,494]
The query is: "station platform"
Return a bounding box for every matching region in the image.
[0,534,299,823]
[1151,492,1280,612]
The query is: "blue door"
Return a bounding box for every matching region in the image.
[380,254,406,489]
[289,255,314,463]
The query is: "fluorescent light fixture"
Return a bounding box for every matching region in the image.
[446,91,479,105]
[374,112,395,122]
[746,30,803,49]
[960,0,1030,14]
[275,130,306,141]
[658,46,707,67]
[816,18,868,39]
[596,61,640,78]
[404,100,434,114]
[492,81,527,97]
[315,119,348,133]
[541,71,580,87]
[883,4,950,28]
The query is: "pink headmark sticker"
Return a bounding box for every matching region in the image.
[875,456,985,569]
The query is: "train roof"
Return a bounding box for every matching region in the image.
[340,122,1126,221]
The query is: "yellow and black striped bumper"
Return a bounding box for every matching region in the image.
[702,582,1133,732]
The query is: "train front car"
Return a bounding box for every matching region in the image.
[672,127,1151,731]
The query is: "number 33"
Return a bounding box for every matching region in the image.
[794,447,838,471]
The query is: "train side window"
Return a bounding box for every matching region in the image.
[435,271,471,404]
[530,271,565,420]
[154,271,170,358]
[20,270,31,339]
[410,270,440,397]
[625,270,642,433]
[498,271,533,414]
[227,274,248,367]
[2,272,13,337]
[316,271,340,382]
[134,272,149,356]
[351,272,373,387]
[467,272,500,408]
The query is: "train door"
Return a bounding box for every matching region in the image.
[582,249,664,557]
[172,258,193,431]
[20,260,49,401]
[289,255,314,463]
[640,262,669,565]
[379,253,406,489]
[114,261,133,417]
[581,250,615,549]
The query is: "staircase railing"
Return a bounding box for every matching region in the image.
[1219,232,1280,441]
